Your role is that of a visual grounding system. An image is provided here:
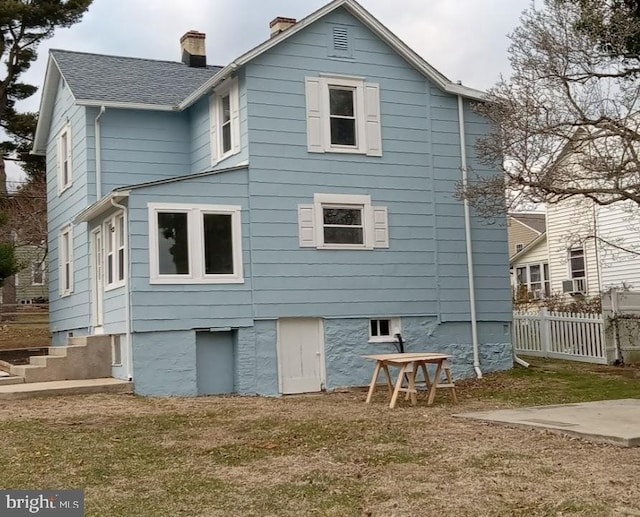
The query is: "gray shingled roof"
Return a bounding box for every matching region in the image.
[51,49,223,106]
[511,213,546,233]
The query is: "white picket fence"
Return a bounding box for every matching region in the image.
[513,309,607,364]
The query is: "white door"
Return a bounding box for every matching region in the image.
[91,228,104,330]
[278,318,324,394]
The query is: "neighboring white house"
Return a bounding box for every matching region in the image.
[547,198,640,296]
[511,199,640,300]
[509,213,549,300]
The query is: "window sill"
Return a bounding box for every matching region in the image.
[60,291,73,298]
[104,282,126,292]
[150,277,244,285]
[368,337,397,344]
[58,184,72,196]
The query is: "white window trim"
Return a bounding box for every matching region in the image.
[315,193,372,249]
[104,212,126,291]
[59,225,74,297]
[305,73,382,156]
[298,193,388,250]
[369,317,401,343]
[111,335,123,367]
[57,123,72,195]
[148,202,244,285]
[515,262,550,299]
[210,78,240,165]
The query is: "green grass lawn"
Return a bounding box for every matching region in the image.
[1,358,639,516]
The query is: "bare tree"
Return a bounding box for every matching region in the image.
[461,0,640,216]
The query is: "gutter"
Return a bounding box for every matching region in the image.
[457,94,482,379]
[110,197,133,382]
[95,106,106,199]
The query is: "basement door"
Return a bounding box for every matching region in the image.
[277,318,324,394]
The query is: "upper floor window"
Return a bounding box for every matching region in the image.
[305,74,382,156]
[515,243,524,253]
[59,225,74,297]
[105,213,126,289]
[568,247,586,293]
[210,78,240,164]
[57,124,72,194]
[298,193,388,250]
[148,203,243,284]
[31,261,46,286]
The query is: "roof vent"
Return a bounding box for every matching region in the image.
[180,30,206,68]
[270,17,296,38]
[333,26,349,52]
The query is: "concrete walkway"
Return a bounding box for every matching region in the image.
[0,378,133,400]
[456,399,640,447]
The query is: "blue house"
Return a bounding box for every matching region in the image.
[33,0,512,396]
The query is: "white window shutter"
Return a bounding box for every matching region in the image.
[209,94,218,164]
[298,204,317,247]
[56,135,63,191]
[230,80,241,154]
[373,206,388,248]
[364,83,382,157]
[305,77,324,153]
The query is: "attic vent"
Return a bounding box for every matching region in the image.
[333,26,349,51]
[328,24,352,58]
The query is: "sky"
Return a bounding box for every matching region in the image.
[7,0,533,184]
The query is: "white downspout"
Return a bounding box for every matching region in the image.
[110,198,133,381]
[457,94,482,379]
[95,106,106,200]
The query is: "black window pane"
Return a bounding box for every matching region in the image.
[222,123,232,153]
[370,320,378,336]
[157,212,190,275]
[330,118,356,146]
[222,95,231,123]
[329,88,354,116]
[204,214,234,275]
[118,249,125,281]
[324,227,363,244]
[107,255,114,284]
[379,319,390,336]
[323,208,362,225]
[530,265,541,282]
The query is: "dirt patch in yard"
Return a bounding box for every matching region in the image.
[0,324,50,350]
[1,364,639,517]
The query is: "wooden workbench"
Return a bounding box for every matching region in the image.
[363,353,457,409]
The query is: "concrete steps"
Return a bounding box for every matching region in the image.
[8,335,111,383]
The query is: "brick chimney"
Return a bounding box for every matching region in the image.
[269,17,296,38]
[180,30,206,67]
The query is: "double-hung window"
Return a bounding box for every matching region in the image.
[31,261,46,286]
[105,213,126,289]
[148,203,243,284]
[298,193,388,250]
[210,78,240,164]
[305,74,382,156]
[59,225,73,296]
[569,247,586,292]
[57,124,72,194]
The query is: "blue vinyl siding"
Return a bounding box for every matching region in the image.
[188,69,249,173]
[127,168,253,332]
[47,79,91,336]
[244,8,496,321]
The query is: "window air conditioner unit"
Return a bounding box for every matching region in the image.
[562,279,586,294]
[532,289,543,300]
